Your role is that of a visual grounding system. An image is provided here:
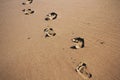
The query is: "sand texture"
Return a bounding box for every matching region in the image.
[0,0,120,80]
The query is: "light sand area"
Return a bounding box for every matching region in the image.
[0,0,120,80]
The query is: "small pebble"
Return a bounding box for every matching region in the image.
[100,42,104,44]
[27,37,31,39]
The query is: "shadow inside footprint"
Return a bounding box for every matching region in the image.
[25,13,29,15]
[70,46,77,49]
[30,11,34,14]
[88,74,92,78]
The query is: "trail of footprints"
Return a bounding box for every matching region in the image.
[21,0,92,79]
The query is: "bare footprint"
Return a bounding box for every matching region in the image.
[75,62,92,79]
[44,27,56,38]
[70,37,85,49]
[22,9,34,15]
[22,0,33,5]
[45,12,58,21]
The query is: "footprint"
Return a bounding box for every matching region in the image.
[75,62,92,79]
[22,9,34,15]
[44,27,56,38]
[70,37,85,49]
[22,0,33,5]
[45,12,58,21]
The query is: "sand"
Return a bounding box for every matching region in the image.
[0,0,120,80]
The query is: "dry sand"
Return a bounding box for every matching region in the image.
[0,0,120,80]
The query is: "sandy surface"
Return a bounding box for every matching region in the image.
[0,0,120,80]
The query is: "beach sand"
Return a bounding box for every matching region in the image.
[0,0,120,80]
